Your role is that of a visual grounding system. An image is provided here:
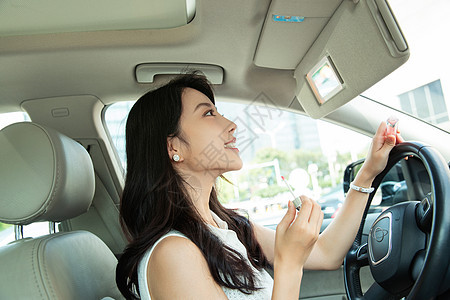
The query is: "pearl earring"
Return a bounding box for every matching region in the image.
[172,154,180,162]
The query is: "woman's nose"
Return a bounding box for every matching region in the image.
[228,119,237,135]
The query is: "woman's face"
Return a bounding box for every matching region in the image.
[170,88,243,178]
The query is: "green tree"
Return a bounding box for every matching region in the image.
[289,148,327,171]
[253,147,289,171]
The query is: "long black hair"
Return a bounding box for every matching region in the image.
[115,73,270,299]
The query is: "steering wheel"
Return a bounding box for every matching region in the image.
[344,142,450,299]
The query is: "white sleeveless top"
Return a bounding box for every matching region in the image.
[137,211,273,299]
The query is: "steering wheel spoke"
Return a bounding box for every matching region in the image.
[356,243,369,266]
[415,193,433,233]
[344,243,368,300]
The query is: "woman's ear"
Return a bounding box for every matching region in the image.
[167,137,184,162]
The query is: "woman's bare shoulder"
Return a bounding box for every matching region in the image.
[147,235,227,299]
[149,235,198,266]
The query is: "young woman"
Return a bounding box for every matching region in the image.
[115,73,403,299]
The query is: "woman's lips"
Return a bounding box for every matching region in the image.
[224,138,238,151]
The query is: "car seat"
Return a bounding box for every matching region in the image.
[0,122,123,299]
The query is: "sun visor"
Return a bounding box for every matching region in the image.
[254,0,342,70]
[0,0,196,36]
[294,0,409,119]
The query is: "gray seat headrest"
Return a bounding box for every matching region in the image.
[0,122,94,225]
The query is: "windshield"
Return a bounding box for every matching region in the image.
[363,0,450,133]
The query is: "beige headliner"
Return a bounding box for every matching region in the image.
[0,0,195,36]
[0,0,300,113]
[0,0,407,119]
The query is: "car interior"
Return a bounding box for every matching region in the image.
[0,0,449,299]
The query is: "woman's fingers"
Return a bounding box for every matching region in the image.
[278,195,323,236]
[375,120,406,148]
[296,196,313,224]
[309,199,323,232]
[396,131,405,144]
[277,200,296,233]
[362,121,399,178]
[295,196,322,224]
[274,196,322,268]
[376,120,387,137]
[290,196,323,244]
[315,207,324,236]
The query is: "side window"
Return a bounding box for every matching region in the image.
[103,100,372,227]
[0,222,56,247]
[0,223,13,247]
[0,111,30,130]
[104,101,136,169]
[215,101,371,227]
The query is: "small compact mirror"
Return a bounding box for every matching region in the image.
[306,56,344,104]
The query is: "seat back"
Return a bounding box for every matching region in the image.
[0,122,123,300]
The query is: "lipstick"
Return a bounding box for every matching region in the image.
[386,116,399,137]
[281,176,302,210]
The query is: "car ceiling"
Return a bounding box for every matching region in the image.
[0,0,196,35]
[0,0,308,113]
[1,0,412,117]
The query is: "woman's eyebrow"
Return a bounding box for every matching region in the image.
[193,102,215,112]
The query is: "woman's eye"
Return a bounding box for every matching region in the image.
[205,110,215,116]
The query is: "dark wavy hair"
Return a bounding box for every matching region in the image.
[115,73,270,299]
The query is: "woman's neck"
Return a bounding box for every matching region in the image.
[181,172,218,227]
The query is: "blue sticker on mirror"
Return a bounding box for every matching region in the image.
[272,15,305,23]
